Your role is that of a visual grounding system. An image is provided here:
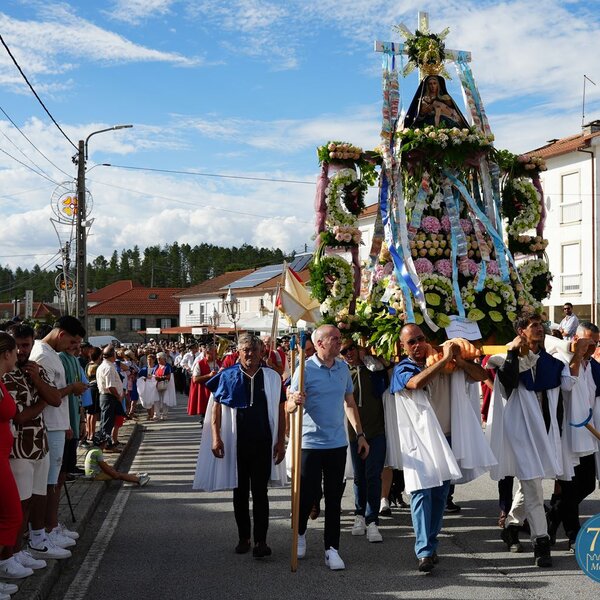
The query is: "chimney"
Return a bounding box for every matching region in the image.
[582,119,600,134]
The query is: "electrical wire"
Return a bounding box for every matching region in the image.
[0,104,73,178]
[106,164,314,185]
[87,178,314,224]
[0,129,57,183]
[0,33,77,151]
[0,146,59,185]
[0,252,61,294]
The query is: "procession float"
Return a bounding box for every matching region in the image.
[309,13,550,359]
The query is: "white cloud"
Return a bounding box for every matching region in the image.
[106,0,176,24]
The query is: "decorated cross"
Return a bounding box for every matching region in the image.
[374,11,471,76]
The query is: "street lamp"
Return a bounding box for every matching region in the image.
[224,288,240,342]
[75,124,133,326]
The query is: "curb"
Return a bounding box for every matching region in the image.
[13,422,141,600]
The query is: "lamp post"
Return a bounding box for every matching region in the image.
[224,288,240,342]
[75,125,132,326]
[209,306,220,352]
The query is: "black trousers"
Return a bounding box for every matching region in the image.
[233,438,272,544]
[99,393,118,439]
[549,453,597,541]
[298,446,347,550]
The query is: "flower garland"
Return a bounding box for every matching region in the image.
[503,177,541,235]
[508,234,548,256]
[309,254,354,316]
[518,259,552,302]
[325,168,360,228]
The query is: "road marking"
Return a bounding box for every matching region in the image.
[62,486,132,600]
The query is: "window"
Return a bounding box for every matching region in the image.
[96,318,115,331]
[560,242,582,294]
[159,318,174,329]
[560,172,581,224]
[188,303,194,315]
[199,303,206,323]
[130,318,146,331]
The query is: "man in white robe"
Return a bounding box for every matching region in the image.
[389,325,488,573]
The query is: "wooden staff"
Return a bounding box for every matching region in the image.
[290,331,306,572]
[289,334,297,528]
[570,408,600,442]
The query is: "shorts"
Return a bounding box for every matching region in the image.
[47,430,66,485]
[114,416,125,428]
[61,437,78,474]
[85,385,101,416]
[9,455,50,500]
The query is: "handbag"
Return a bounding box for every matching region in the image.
[156,379,168,392]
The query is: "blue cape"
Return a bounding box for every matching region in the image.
[205,364,250,409]
[390,358,422,394]
[519,349,564,392]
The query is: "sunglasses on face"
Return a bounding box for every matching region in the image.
[405,335,426,346]
[340,346,356,356]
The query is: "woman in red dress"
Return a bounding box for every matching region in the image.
[0,332,21,563]
[187,346,221,425]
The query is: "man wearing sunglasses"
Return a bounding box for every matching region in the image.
[389,324,487,572]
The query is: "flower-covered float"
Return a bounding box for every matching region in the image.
[308,17,551,359]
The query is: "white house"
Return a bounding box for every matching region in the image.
[528,120,600,324]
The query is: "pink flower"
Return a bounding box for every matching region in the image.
[382,262,393,275]
[465,259,479,276]
[434,259,452,278]
[440,215,451,232]
[486,260,500,275]
[460,218,473,234]
[421,216,441,234]
[414,258,434,274]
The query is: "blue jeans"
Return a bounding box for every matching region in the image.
[410,480,450,558]
[350,433,386,525]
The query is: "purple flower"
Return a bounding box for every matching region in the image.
[486,260,500,275]
[414,258,434,274]
[440,215,451,232]
[466,259,479,276]
[434,259,452,278]
[460,218,473,234]
[421,216,441,234]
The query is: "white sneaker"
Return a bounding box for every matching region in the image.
[0,581,18,595]
[0,556,34,579]
[324,547,345,570]
[28,538,72,560]
[138,474,150,487]
[297,533,306,559]
[351,515,366,536]
[0,592,12,600]
[14,549,47,570]
[366,522,383,543]
[48,528,76,548]
[57,523,79,540]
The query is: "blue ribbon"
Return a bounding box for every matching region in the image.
[475,260,487,292]
[456,53,486,131]
[408,187,429,234]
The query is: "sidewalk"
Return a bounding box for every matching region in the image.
[11,417,141,600]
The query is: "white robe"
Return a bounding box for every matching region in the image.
[486,353,570,481]
[449,370,497,484]
[393,386,461,493]
[136,376,159,409]
[383,389,403,469]
[192,368,287,491]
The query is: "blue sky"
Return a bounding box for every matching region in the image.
[0,0,599,272]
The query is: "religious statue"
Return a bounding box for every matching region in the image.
[403,74,469,129]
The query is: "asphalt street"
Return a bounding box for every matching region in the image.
[44,395,600,600]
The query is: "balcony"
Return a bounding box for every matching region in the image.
[560,201,581,224]
[560,273,582,295]
[184,315,205,326]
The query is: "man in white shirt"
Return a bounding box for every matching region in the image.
[559,303,579,341]
[28,316,87,558]
[96,346,124,448]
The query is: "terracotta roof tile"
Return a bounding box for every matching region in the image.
[360,203,379,217]
[88,280,139,302]
[526,130,600,159]
[88,287,183,315]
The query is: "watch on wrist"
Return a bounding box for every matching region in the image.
[356,432,365,440]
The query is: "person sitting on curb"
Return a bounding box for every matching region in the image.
[84,433,149,486]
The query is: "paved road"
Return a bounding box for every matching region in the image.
[46,396,600,600]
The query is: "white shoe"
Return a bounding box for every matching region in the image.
[138,474,150,487]
[14,550,47,570]
[0,581,18,595]
[297,533,306,559]
[28,538,72,560]
[48,528,76,548]
[366,522,383,543]
[0,593,12,600]
[351,515,366,536]
[57,522,79,540]
[0,556,34,579]
[324,547,345,570]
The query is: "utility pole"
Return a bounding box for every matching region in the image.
[75,139,87,324]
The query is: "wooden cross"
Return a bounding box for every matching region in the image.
[374,11,471,73]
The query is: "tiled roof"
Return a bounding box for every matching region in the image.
[526,130,600,159]
[360,203,379,217]
[0,302,60,320]
[174,269,255,299]
[88,287,183,315]
[88,280,139,302]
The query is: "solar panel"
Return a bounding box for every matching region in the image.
[223,254,313,290]
[289,253,312,272]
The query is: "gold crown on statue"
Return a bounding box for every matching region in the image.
[397,25,451,79]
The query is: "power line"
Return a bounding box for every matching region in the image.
[0,128,57,183]
[88,177,314,224]
[0,33,77,151]
[0,146,59,185]
[106,163,314,185]
[0,104,73,178]
[0,253,61,294]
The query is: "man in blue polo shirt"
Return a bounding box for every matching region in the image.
[287,325,369,571]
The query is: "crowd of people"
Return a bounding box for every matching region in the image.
[193,312,600,574]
